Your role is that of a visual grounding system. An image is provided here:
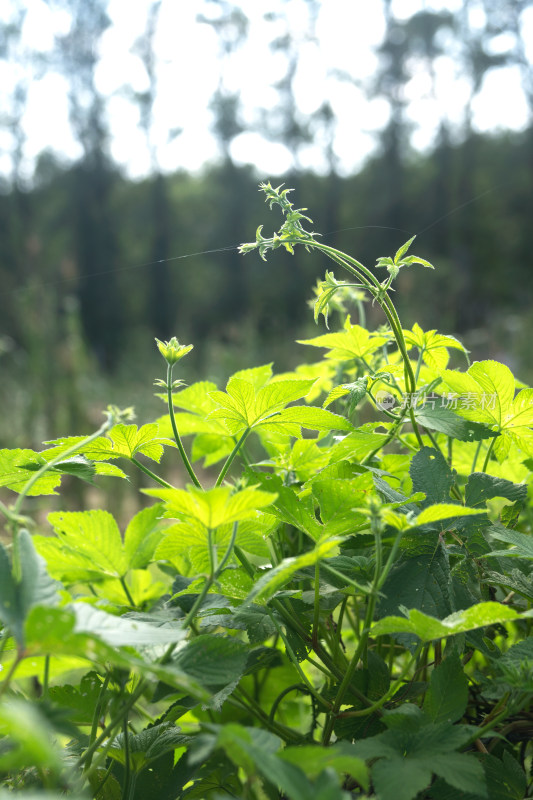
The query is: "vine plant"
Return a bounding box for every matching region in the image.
[0,183,532,800]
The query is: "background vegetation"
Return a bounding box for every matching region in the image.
[1,0,532,451]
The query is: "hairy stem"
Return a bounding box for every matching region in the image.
[166,363,203,488]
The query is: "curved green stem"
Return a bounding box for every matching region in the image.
[314,242,423,446]
[267,609,332,711]
[312,561,321,647]
[166,363,203,489]
[86,671,111,770]
[182,522,239,629]
[130,457,174,488]
[482,437,496,472]
[13,415,114,517]
[268,683,310,724]
[0,650,22,698]
[337,642,423,719]
[322,513,384,744]
[121,715,131,800]
[216,428,251,486]
[119,576,136,607]
[77,679,147,771]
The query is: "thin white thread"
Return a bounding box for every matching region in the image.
[1,185,496,298]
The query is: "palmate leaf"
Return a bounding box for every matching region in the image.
[280,742,368,789]
[34,506,165,584]
[156,516,270,574]
[246,470,323,540]
[465,472,527,508]
[298,316,389,361]
[352,707,485,800]
[266,438,330,482]
[42,509,129,578]
[105,423,169,462]
[485,524,533,559]
[108,722,188,772]
[403,322,468,371]
[439,361,533,460]
[44,424,172,466]
[372,601,531,641]
[145,484,277,530]
[208,375,318,434]
[0,448,62,495]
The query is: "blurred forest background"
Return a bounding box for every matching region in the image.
[1,0,533,451]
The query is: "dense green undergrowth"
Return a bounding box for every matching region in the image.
[1,183,533,799]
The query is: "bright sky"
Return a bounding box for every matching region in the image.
[1,0,532,182]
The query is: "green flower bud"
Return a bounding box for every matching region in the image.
[155,337,193,365]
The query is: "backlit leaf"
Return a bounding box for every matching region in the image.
[372,602,529,641]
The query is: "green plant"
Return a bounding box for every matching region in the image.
[1,182,533,799]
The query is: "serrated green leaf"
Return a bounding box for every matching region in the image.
[330,426,389,462]
[372,601,529,641]
[312,474,373,535]
[46,509,129,578]
[429,752,487,796]
[274,405,353,431]
[372,757,432,800]
[22,606,206,697]
[298,316,389,360]
[233,605,279,644]
[439,361,533,461]
[48,672,105,726]
[423,654,468,724]
[123,504,166,569]
[267,438,330,482]
[0,448,62,495]
[483,568,533,601]
[378,538,453,639]
[415,504,484,526]
[414,404,496,442]
[245,539,339,603]
[145,484,276,530]
[106,423,167,462]
[170,380,220,414]
[217,567,254,599]
[410,447,456,506]
[485,525,533,559]
[190,432,234,466]
[245,470,323,540]
[72,602,187,648]
[465,473,527,508]
[280,742,368,788]
[209,377,316,434]
[108,722,186,771]
[392,236,416,263]
[173,634,249,687]
[399,254,435,269]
